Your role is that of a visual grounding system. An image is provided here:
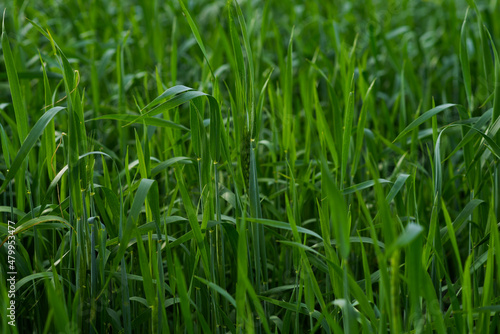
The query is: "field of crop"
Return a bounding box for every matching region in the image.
[1,0,500,333]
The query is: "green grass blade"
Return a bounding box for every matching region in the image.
[393,104,458,142]
[0,107,65,193]
[178,0,214,78]
[2,16,29,142]
[460,8,473,111]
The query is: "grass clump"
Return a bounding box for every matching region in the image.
[1,0,500,333]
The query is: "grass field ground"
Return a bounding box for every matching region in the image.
[1,0,500,333]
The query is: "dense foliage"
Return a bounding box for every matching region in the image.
[1,0,500,333]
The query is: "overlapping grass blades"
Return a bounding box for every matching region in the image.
[1,1,500,333]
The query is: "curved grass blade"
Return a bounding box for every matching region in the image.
[342,178,391,195]
[393,104,458,143]
[151,156,192,177]
[178,0,214,78]
[440,199,484,243]
[0,107,65,193]
[194,276,237,307]
[245,217,322,240]
[90,114,189,131]
[2,17,29,142]
[142,85,193,111]
[385,173,410,203]
[39,151,114,215]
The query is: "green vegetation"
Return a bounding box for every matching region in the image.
[1,0,500,332]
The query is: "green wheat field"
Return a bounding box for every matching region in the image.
[1,0,500,333]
